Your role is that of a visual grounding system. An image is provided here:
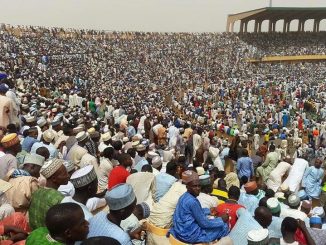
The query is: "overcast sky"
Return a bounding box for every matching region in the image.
[1,0,326,32]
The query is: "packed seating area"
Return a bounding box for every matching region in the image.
[0,24,326,245]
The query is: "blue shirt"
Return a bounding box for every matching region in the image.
[302,166,323,198]
[238,192,260,216]
[229,208,262,245]
[127,126,136,138]
[220,147,230,166]
[268,216,283,238]
[236,157,254,179]
[133,158,149,172]
[169,192,228,243]
[87,212,132,245]
[155,173,177,201]
[31,142,58,159]
[22,136,39,152]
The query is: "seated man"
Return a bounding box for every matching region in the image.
[216,186,244,229]
[26,203,89,244]
[169,170,229,244]
[28,159,69,230]
[229,207,272,245]
[238,181,265,215]
[87,183,142,244]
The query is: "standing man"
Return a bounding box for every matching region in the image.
[0,83,13,128]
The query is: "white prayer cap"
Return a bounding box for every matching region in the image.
[70,165,97,189]
[23,153,45,167]
[122,137,129,143]
[101,132,111,142]
[196,167,205,176]
[147,151,159,159]
[43,129,56,143]
[73,125,84,134]
[247,229,269,245]
[37,117,47,127]
[312,206,325,218]
[267,198,281,214]
[76,131,88,142]
[25,116,36,123]
[152,156,162,169]
[136,144,146,152]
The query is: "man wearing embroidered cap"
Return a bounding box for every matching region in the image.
[238,181,265,215]
[61,165,98,221]
[280,194,307,221]
[53,123,70,150]
[57,160,76,197]
[31,129,58,159]
[98,147,115,192]
[88,183,142,244]
[266,197,283,239]
[21,127,39,153]
[29,158,69,230]
[51,118,63,142]
[0,133,21,179]
[307,216,326,244]
[36,117,49,141]
[170,170,229,243]
[133,144,149,172]
[197,175,218,209]
[98,132,111,153]
[5,153,45,212]
[76,131,97,157]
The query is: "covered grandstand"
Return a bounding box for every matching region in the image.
[226,7,326,33]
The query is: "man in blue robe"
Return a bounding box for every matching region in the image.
[302,158,324,199]
[169,171,229,243]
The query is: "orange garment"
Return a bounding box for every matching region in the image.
[0,212,29,245]
[157,127,167,145]
[0,212,30,233]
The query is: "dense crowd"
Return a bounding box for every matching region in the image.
[0,24,326,245]
[241,32,326,57]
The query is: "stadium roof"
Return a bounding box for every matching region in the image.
[227,7,326,32]
[228,7,326,22]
